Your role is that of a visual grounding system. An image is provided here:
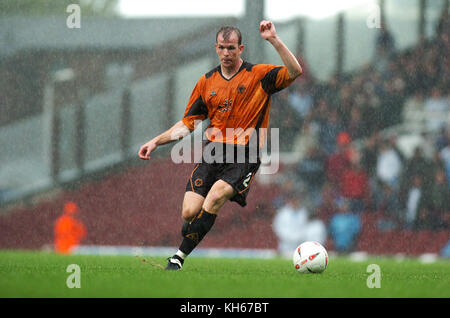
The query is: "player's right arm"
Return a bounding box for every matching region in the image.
[138,120,191,160]
[139,76,207,160]
[260,20,302,80]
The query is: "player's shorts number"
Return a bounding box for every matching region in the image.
[243,173,252,187]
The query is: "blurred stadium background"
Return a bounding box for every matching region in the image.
[0,0,449,260]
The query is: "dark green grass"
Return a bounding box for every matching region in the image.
[0,250,448,298]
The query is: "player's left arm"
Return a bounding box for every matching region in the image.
[260,20,302,80]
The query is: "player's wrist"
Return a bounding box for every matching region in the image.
[151,138,161,147]
[266,35,281,45]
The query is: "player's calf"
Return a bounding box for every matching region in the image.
[166,208,217,270]
[179,208,216,254]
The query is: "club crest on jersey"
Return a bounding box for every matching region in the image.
[210,90,217,97]
[237,85,246,94]
[218,98,233,113]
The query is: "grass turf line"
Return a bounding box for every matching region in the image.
[0,250,448,298]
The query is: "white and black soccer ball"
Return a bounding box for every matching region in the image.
[293,241,329,273]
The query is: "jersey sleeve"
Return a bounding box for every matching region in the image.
[259,65,295,95]
[181,77,208,131]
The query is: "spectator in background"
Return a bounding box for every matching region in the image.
[403,174,427,229]
[427,168,450,229]
[373,25,395,74]
[270,88,302,152]
[420,132,438,160]
[402,52,421,96]
[402,91,425,125]
[329,198,361,253]
[435,126,449,152]
[440,142,450,187]
[347,106,367,140]
[326,132,353,186]
[400,147,435,197]
[288,82,313,121]
[376,137,403,189]
[423,87,449,132]
[336,83,354,127]
[304,216,327,247]
[441,239,450,258]
[272,192,310,258]
[361,72,383,133]
[272,189,328,256]
[295,145,326,206]
[54,201,87,254]
[322,75,340,109]
[380,76,405,129]
[436,8,449,39]
[315,182,339,225]
[375,182,402,222]
[291,119,319,162]
[319,108,344,156]
[420,56,439,96]
[271,179,296,209]
[338,153,371,214]
[376,25,396,57]
[360,132,380,180]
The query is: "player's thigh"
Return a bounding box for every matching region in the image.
[202,180,236,214]
[182,191,205,221]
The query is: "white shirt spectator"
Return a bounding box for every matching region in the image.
[406,187,421,225]
[289,89,313,119]
[440,145,450,187]
[304,219,327,245]
[376,147,403,188]
[403,94,425,124]
[423,91,449,132]
[273,202,309,258]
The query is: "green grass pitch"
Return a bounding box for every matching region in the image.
[0,250,448,298]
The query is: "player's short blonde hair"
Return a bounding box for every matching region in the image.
[216,26,242,45]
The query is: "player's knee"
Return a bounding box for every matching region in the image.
[181,207,198,222]
[212,183,235,202]
[204,190,231,213]
[205,190,224,207]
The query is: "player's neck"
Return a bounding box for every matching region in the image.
[220,59,243,80]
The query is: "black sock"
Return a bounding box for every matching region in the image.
[179,208,217,256]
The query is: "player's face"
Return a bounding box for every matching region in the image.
[215,32,244,69]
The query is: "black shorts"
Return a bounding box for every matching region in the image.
[185,142,261,207]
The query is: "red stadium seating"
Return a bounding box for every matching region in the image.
[0,159,448,256]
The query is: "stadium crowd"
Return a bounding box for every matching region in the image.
[270,12,449,253]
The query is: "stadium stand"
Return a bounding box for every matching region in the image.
[0,155,448,256]
[0,159,280,250]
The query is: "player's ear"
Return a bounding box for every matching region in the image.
[214,43,220,55]
[239,44,245,54]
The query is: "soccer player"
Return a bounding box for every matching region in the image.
[138,20,302,270]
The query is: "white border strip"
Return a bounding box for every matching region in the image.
[73,245,278,259]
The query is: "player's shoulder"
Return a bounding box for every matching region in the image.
[251,63,285,76]
[204,65,221,79]
[239,62,274,74]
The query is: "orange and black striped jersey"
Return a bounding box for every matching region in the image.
[182,61,295,146]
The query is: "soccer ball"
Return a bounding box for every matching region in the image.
[293,241,329,273]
